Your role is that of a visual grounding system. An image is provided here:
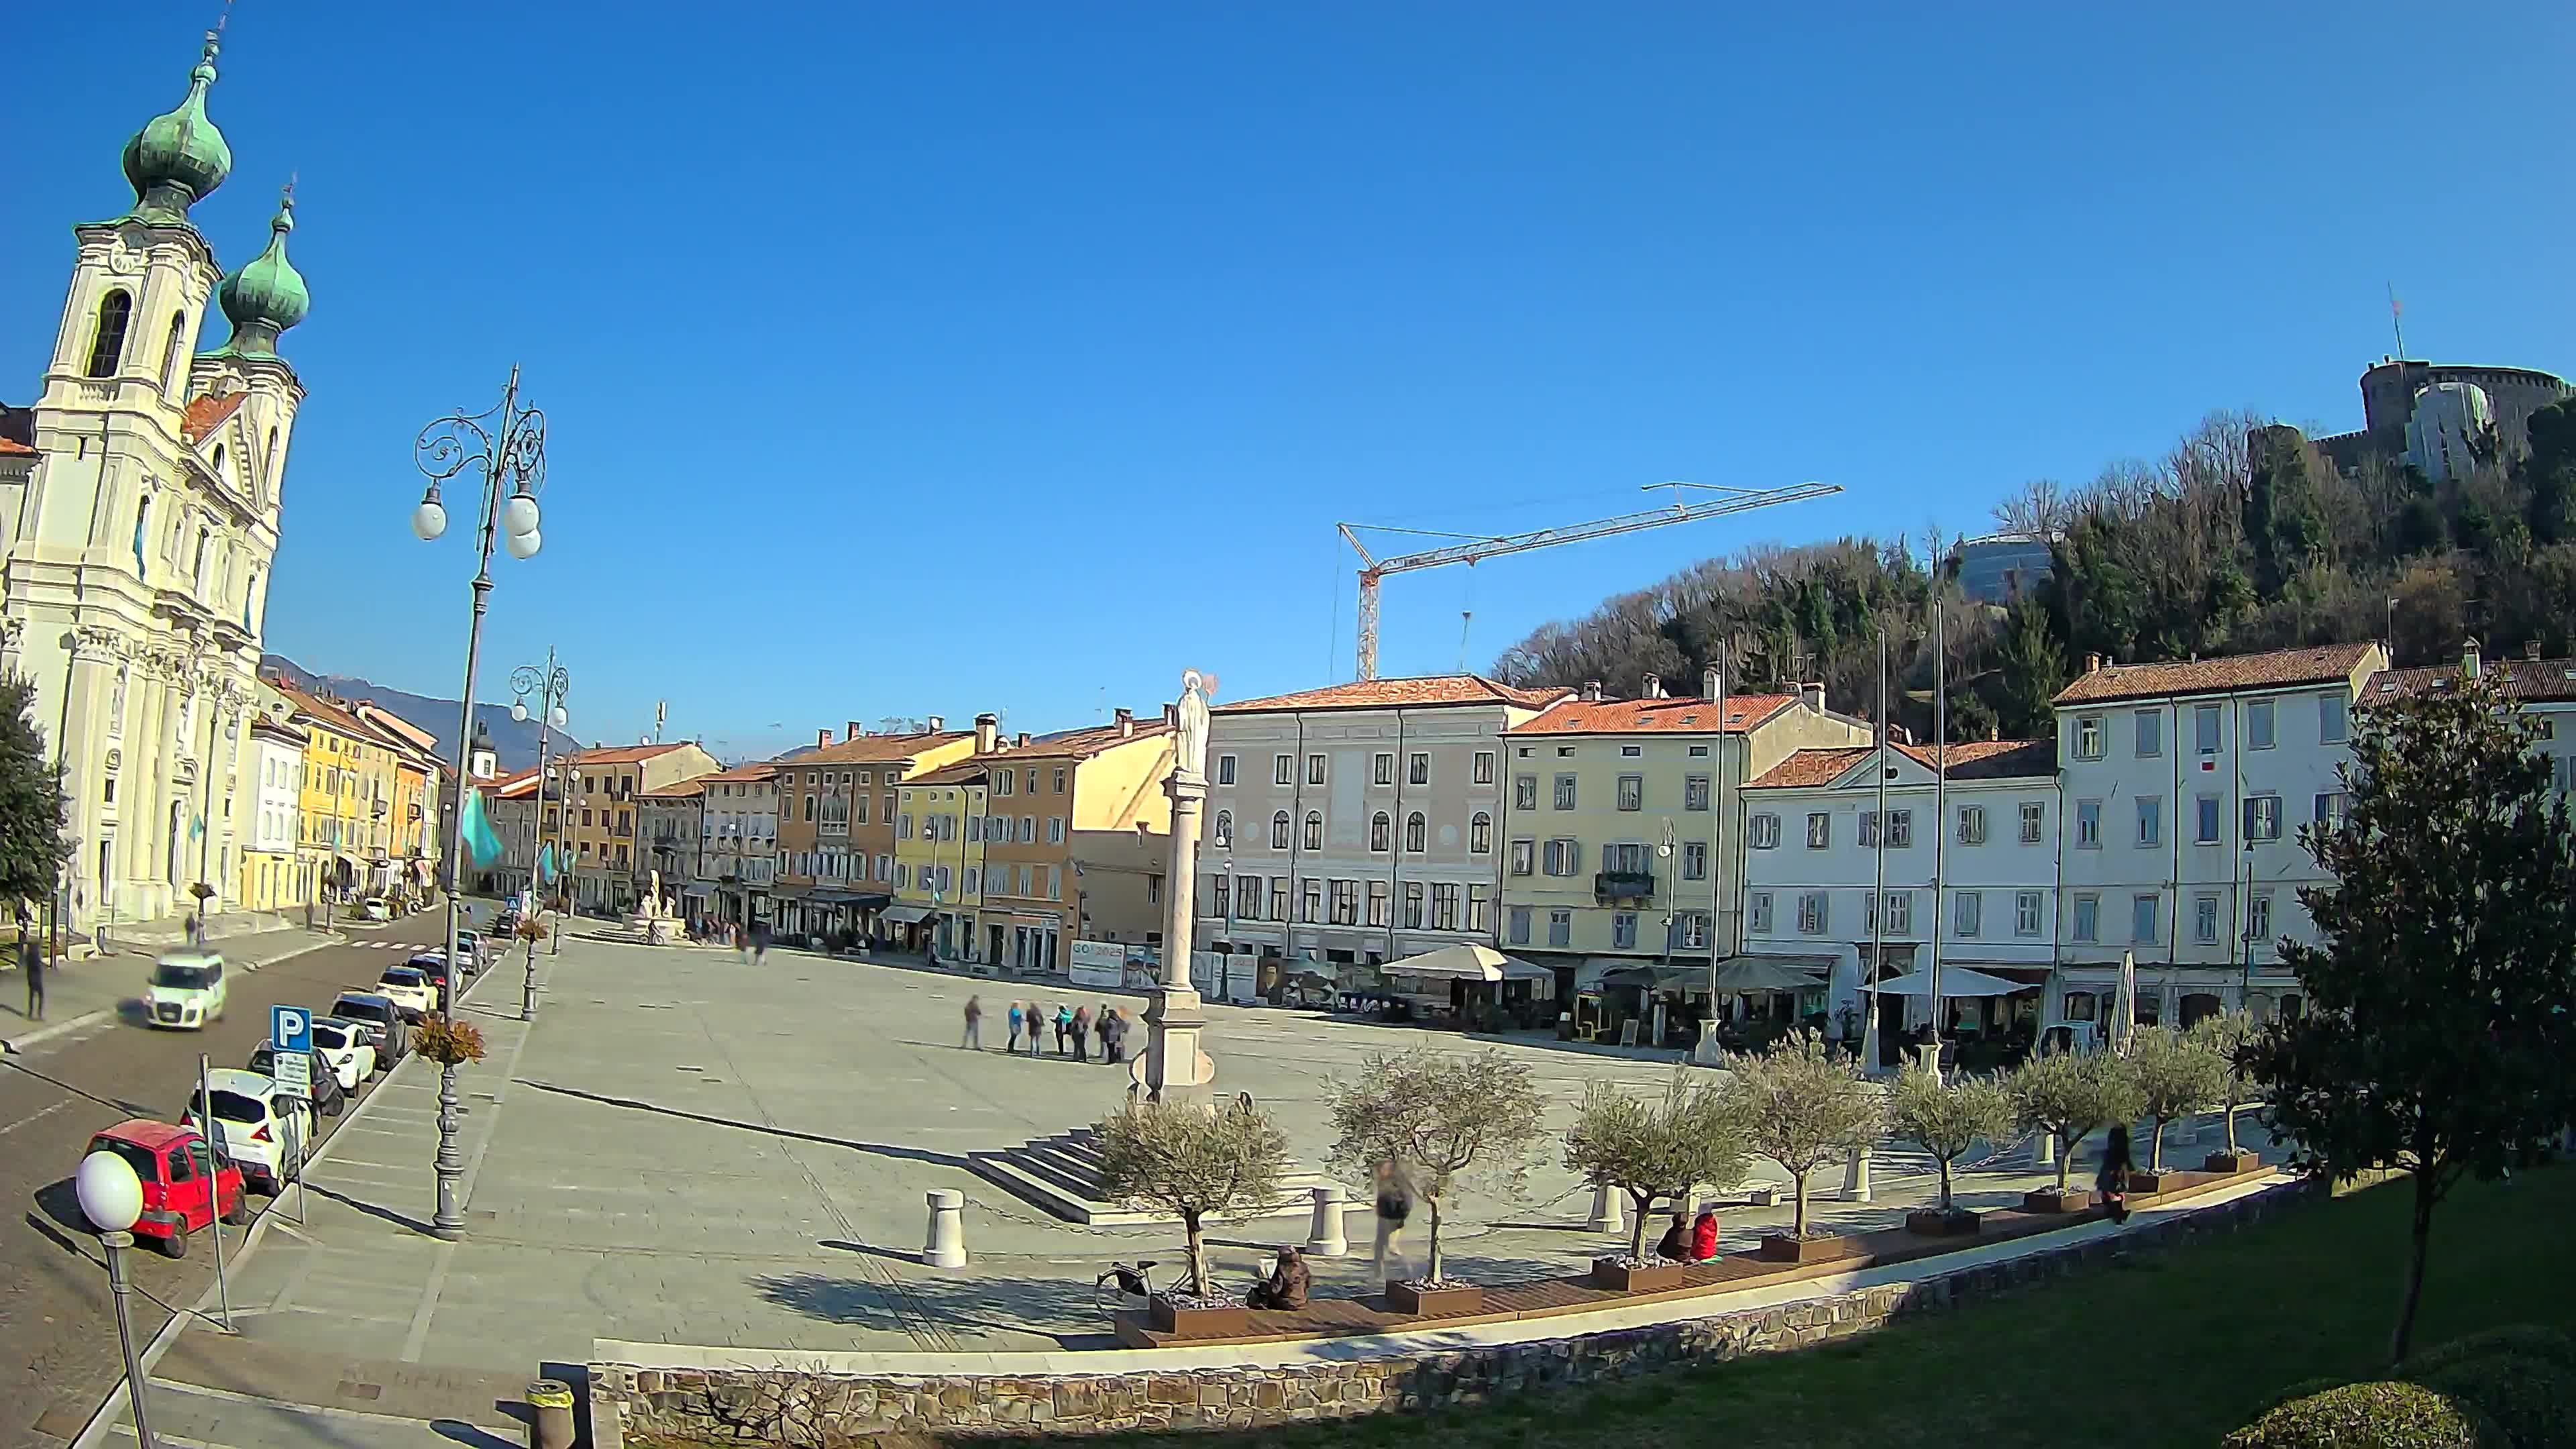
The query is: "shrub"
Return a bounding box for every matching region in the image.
[2412,1354,2575,1449]
[2409,1326,2576,1378]
[2224,1381,2496,1448]
[2246,1376,2353,1421]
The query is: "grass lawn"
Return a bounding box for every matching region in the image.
[1057,1167,2574,1449]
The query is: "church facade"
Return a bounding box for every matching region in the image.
[0,30,311,928]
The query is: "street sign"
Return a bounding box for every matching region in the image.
[272,1048,311,1099]
[272,1005,313,1100]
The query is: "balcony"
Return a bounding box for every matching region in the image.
[1594,870,1656,903]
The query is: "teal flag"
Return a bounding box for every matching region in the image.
[461,787,504,868]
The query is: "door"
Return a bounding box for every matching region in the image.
[988,923,1004,963]
[181,1139,225,1225]
[160,1145,195,1224]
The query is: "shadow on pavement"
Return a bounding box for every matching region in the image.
[515,1079,973,1169]
[299,1180,440,1238]
[751,1267,1106,1342]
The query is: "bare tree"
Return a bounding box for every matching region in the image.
[1720,1030,1884,1237]
[1325,1049,1548,1284]
[1560,1071,1754,1261]
[1888,1061,2014,1213]
[1095,1097,1291,1299]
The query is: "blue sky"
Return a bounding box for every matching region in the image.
[6,4,2570,762]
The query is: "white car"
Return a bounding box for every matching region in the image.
[144,952,228,1030]
[307,1018,378,1088]
[183,1067,315,1194]
[374,965,436,1018]
[361,897,390,922]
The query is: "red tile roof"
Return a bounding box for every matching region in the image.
[2375,656,2576,704]
[0,437,34,457]
[562,742,699,767]
[1751,738,2056,789]
[641,779,708,800]
[779,731,971,769]
[181,392,247,445]
[700,761,782,783]
[1216,675,1568,714]
[1512,693,1797,736]
[910,722,1173,786]
[2051,643,2380,706]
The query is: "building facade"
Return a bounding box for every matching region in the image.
[638,779,705,916]
[698,761,779,926]
[239,709,305,911]
[1,34,314,929]
[770,725,973,941]
[555,742,719,912]
[1195,675,1568,972]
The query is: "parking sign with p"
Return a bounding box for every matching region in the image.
[273,1005,312,1055]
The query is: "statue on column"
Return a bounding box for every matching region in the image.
[1135,668,1218,1097]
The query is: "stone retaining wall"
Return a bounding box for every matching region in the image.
[596,1177,2316,1444]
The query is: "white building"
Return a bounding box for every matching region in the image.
[699,761,780,925]
[240,710,304,911]
[2377,640,2576,796]
[1197,674,1567,971]
[0,32,310,928]
[2049,641,2387,1032]
[1742,737,2061,1060]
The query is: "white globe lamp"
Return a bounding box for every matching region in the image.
[511,700,529,723]
[504,528,541,559]
[549,704,568,729]
[411,496,448,541]
[502,490,541,538]
[76,1150,143,1234]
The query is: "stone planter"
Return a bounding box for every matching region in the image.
[1758,1234,1844,1265]
[1148,1295,1251,1338]
[2202,1150,2261,1174]
[1904,1207,1984,1238]
[1386,1280,1484,1316]
[2021,1187,2092,1214]
[2124,1169,2174,1194]
[1589,1257,1689,1292]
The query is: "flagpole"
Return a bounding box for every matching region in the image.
[1866,631,1886,1075]
[1929,564,1948,1075]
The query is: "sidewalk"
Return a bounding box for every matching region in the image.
[1,924,342,1053]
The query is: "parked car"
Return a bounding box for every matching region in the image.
[404,953,455,1004]
[246,1042,347,1118]
[143,951,229,1030]
[181,1067,314,1194]
[360,897,390,922]
[376,965,435,1019]
[83,1120,248,1258]
[305,1017,378,1087]
[454,930,488,973]
[329,994,411,1070]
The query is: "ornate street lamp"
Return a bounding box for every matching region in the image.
[511,650,571,1002]
[412,367,547,1238]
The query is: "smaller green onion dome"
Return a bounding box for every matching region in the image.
[211,190,311,361]
[122,34,232,223]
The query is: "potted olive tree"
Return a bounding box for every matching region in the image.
[1722,1030,1884,1263]
[2128,1024,2228,1189]
[1095,1096,1291,1336]
[2008,1049,2145,1213]
[2190,1010,2265,1173]
[1562,1071,1752,1290]
[1326,1048,1547,1315]
[1889,1054,2013,1236]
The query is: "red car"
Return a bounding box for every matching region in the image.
[85,1119,248,1258]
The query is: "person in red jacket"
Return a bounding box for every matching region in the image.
[1690,1208,1720,1262]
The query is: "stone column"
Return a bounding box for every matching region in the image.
[922,1189,967,1269]
[1305,1185,1349,1256]
[1138,672,1216,1098]
[1586,1184,1625,1236]
[1841,1144,1872,1201]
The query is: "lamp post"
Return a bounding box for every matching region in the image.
[412,367,547,1238]
[75,1150,158,1449]
[512,652,571,984]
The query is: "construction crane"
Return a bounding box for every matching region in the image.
[1338,480,1843,681]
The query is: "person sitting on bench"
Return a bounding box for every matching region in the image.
[1247,1246,1310,1311]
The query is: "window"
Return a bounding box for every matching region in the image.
[2312,792,2347,828]
[1370,812,1391,851]
[1330,879,1358,925]
[2320,692,2348,745]
[1469,812,1491,853]
[964,867,981,895]
[1953,890,1982,938]
[1236,875,1262,920]
[2015,890,2043,937]
[1542,838,1580,875]
[158,310,186,388]
[2196,704,2221,754]
[1612,912,1638,949]
[1751,813,1780,849]
[1547,908,1571,947]
[1620,745,1642,757]
[1409,753,1430,786]
[1472,751,1495,785]
[2136,796,2162,847]
[1269,879,1288,920]
[2076,798,2101,848]
[2132,894,2160,945]
[2247,699,2276,751]
[1274,754,1293,785]
[1053,767,1067,794]
[1216,754,1236,786]
[1684,775,1711,811]
[1806,812,1831,849]
[1507,905,1532,945]
[1403,881,1424,928]
[1682,840,1707,880]
[804,796,816,822]
[1956,804,1986,845]
[2247,891,2273,945]
[1303,812,1324,850]
[1367,880,1389,926]
[1748,892,1774,934]
[2019,800,2045,843]
[1513,775,1538,810]
[2074,715,2104,759]
[1553,774,1576,810]
[2135,708,2162,758]
[87,289,133,377]
[1886,810,1912,847]
[1883,891,1915,934]
[1213,809,1232,847]
[2072,893,2100,943]
[1301,878,1324,923]
[1306,753,1327,786]
[1373,753,1395,786]
[1797,891,1829,935]
[1271,811,1291,849]
[2244,794,2282,842]
[1018,815,1036,842]
[1509,839,1534,875]
[1403,812,1426,851]
[1432,883,1460,929]
[1210,876,1230,919]
[1613,774,1644,812]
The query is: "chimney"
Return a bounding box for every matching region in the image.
[926,715,945,732]
[1642,673,1664,699]
[2085,653,2102,674]
[1702,665,1720,700]
[1163,703,1179,729]
[1016,732,1031,748]
[974,712,999,754]
[2527,639,2543,661]
[1801,683,1825,714]
[816,729,830,749]
[2463,637,2482,679]
[847,720,862,743]
[1114,706,1135,737]
[1581,680,1603,702]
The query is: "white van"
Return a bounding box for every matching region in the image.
[144,952,228,1030]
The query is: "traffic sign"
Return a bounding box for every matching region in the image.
[272,1005,312,1055]
[272,1048,311,1099]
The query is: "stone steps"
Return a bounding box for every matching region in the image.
[969,1126,1339,1228]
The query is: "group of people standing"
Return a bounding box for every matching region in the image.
[961,996,1131,1063]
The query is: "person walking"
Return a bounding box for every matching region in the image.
[1070,1006,1091,1063]
[21,928,43,1022]
[1371,1159,1415,1287]
[1099,1008,1124,1064]
[963,995,983,1051]
[1006,1001,1026,1053]
[751,919,770,967]
[2097,1122,2135,1226]
[1027,1006,1045,1058]
[1054,1002,1075,1057]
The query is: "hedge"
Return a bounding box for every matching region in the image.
[2412,1354,2576,1449]
[2408,1326,2576,1379]
[2222,1381,2496,1448]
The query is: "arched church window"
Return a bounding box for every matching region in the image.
[193,527,211,592]
[87,290,133,378]
[211,445,225,479]
[160,312,187,390]
[264,427,279,492]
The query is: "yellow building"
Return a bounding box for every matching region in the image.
[354,702,443,899]
[892,772,988,958]
[272,682,401,905]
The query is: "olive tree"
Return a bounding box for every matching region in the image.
[2130,1024,2229,1171]
[2188,1010,2261,1157]
[1719,1029,1884,1237]
[2008,1050,2145,1193]
[1561,1070,1754,1262]
[1095,1097,1292,1299]
[1888,1062,2013,1213]
[1326,1048,1548,1284]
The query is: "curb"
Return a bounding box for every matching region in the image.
[1,932,348,1055]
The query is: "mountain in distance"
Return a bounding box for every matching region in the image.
[260,653,576,773]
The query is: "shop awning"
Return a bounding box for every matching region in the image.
[1594,963,1703,991]
[879,904,934,925]
[1381,943,1545,983]
[1711,957,1830,994]
[1868,965,2029,998]
[851,893,893,909]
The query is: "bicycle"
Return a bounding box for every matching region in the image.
[1093,1259,1159,1323]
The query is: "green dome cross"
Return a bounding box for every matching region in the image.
[122,32,232,223]
[211,187,311,361]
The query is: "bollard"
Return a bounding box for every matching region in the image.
[526,1378,575,1449]
[1305,1185,1349,1256]
[1840,1144,1872,1202]
[922,1189,968,1269]
[1586,1183,1625,1236]
[2033,1131,2055,1169]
